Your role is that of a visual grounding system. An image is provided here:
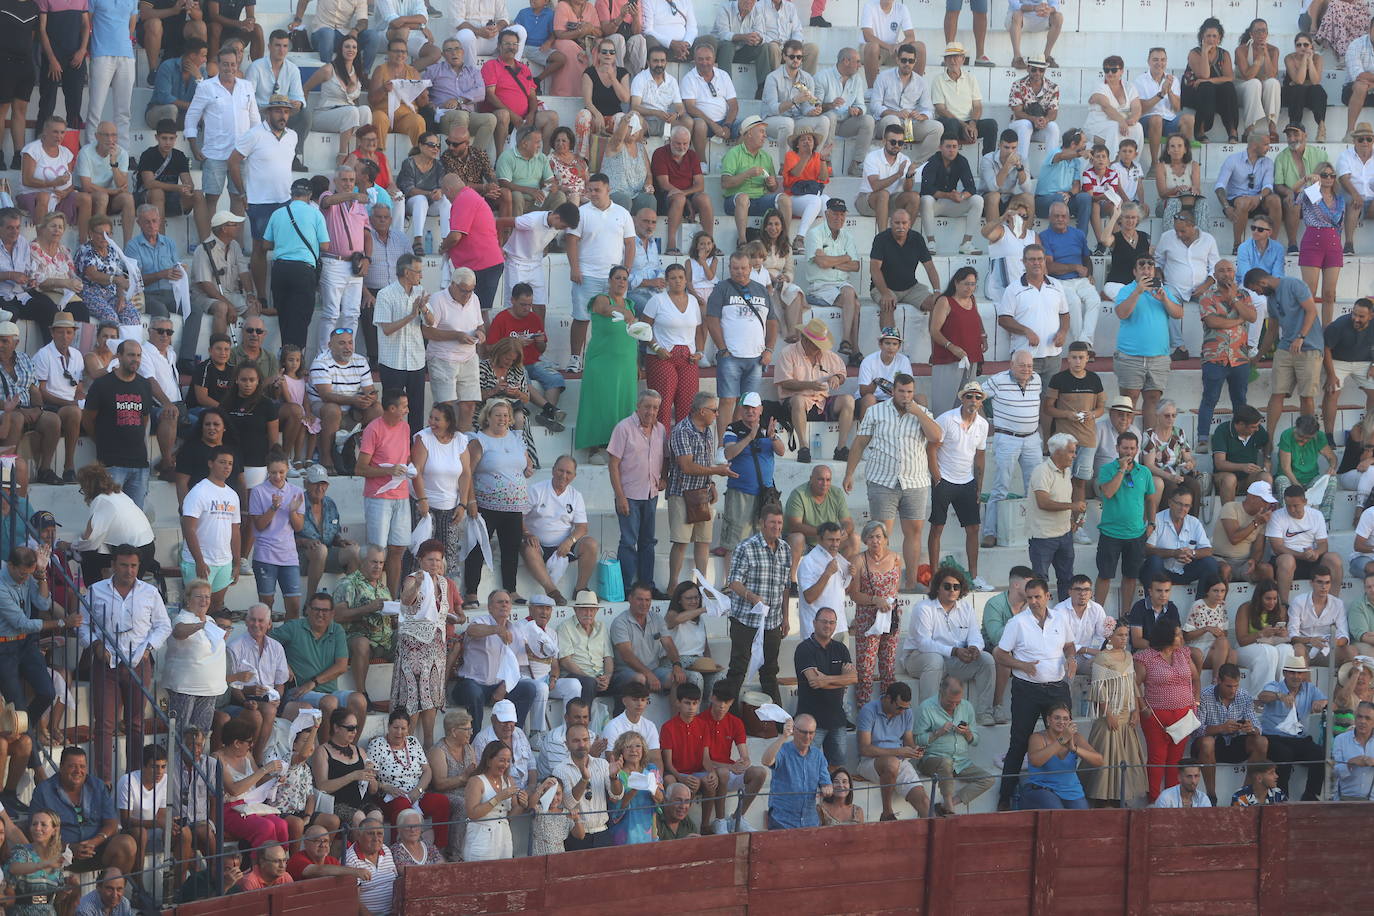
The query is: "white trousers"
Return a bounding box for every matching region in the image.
[1236,641,1296,693]
[1009,118,1061,163]
[790,192,828,238]
[407,192,452,242]
[1060,276,1100,346]
[318,258,364,356]
[86,56,135,151]
[455,24,526,65]
[1238,77,1282,131]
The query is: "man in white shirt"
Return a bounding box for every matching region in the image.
[1267,483,1344,598]
[565,175,635,371]
[32,312,85,484]
[996,244,1068,378]
[857,326,914,418]
[868,44,941,166]
[473,698,535,787]
[537,697,605,779]
[138,315,185,478]
[1134,48,1193,167]
[1142,489,1225,586]
[83,546,172,783]
[760,39,831,145]
[815,47,875,178]
[1288,565,1353,664]
[929,382,989,590]
[226,604,288,759]
[1152,759,1212,808]
[1154,210,1218,361]
[797,521,851,640]
[422,267,486,430]
[74,122,135,243]
[979,350,1043,548]
[501,203,579,309]
[643,0,696,62]
[521,455,600,605]
[631,44,691,136]
[1344,20,1374,145]
[117,744,188,872]
[554,723,623,848]
[1337,122,1374,242]
[229,95,297,318]
[861,0,919,85]
[857,124,920,243]
[680,42,740,160]
[1051,574,1111,672]
[185,45,258,213]
[455,590,539,728]
[903,570,995,723]
[992,576,1076,808]
[601,680,663,767]
[244,30,309,171]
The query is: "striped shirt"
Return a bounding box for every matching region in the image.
[307,352,373,402]
[344,845,397,914]
[982,369,1042,435]
[667,416,715,496]
[726,532,792,628]
[855,399,934,490]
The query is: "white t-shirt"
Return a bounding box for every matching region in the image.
[180,479,241,566]
[19,140,73,194]
[117,771,168,820]
[862,147,912,185]
[630,69,682,112]
[425,287,485,362]
[857,350,913,402]
[679,66,736,123]
[668,613,706,656]
[234,122,297,205]
[1355,505,1374,549]
[524,479,587,547]
[861,0,912,42]
[569,201,635,281]
[602,712,661,751]
[415,427,468,511]
[1133,71,1177,119]
[163,610,230,696]
[642,291,701,350]
[1265,506,1329,553]
[503,210,561,267]
[138,344,182,404]
[33,341,83,403]
[934,408,989,485]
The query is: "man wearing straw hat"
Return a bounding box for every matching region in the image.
[774,319,853,464]
[1255,656,1328,800]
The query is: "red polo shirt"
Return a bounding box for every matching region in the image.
[660,714,710,776]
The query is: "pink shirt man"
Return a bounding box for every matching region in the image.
[448,185,504,271]
[359,415,412,499]
[607,414,667,501]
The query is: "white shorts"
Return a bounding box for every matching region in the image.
[505,259,548,305]
[691,769,747,792]
[857,755,920,790]
[429,354,481,403]
[1329,359,1374,390]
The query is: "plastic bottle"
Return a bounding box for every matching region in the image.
[424,229,434,255]
[810,430,822,455]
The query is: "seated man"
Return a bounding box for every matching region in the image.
[1267,484,1343,598]
[453,590,539,728]
[32,312,85,485]
[803,202,862,366]
[145,38,208,129]
[651,125,714,254]
[331,545,393,706]
[930,43,996,154]
[1213,481,1278,585]
[870,214,939,330]
[1332,701,1374,799]
[699,681,767,833]
[74,122,136,243]
[1193,662,1266,802]
[75,869,132,915]
[857,682,931,819]
[1288,565,1353,663]
[190,212,256,340]
[537,697,604,779]
[1152,758,1211,808]
[1214,131,1281,254]
[494,127,558,218]
[235,842,293,891]
[720,115,790,245]
[126,205,184,319]
[1231,759,1288,806]
[1209,404,1271,505]
[1005,0,1063,70]
[473,699,535,788]
[858,125,922,238]
[522,455,600,604]
[116,744,193,882]
[1127,573,1181,651]
[1141,489,1225,586]
[601,681,662,767]
[980,129,1035,220]
[224,603,288,761]
[1256,658,1327,800]
[914,675,996,815]
[775,319,855,464]
[658,782,700,839]
[1033,127,1090,228]
[488,281,569,427]
[660,682,717,801]
[344,818,398,914]
[784,465,858,585]
[139,121,209,245]
[206,0,264,58]
[1038,199,1098,347]
[760,39,832,145]
[610,582,690,695]
[556,592,614,705]
[858,327,915,418]
[902,570,995,722]
[680,41,740,160]
[631,45,691,138]
[1322,297,1374,438]
[719,391,784,555]
[31,747,137,876]
[918,134,983,256]
[273,592,370,738]
[308,330,381,476]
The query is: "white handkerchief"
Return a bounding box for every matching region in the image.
[376,463,417,495]
[265,687,281,703]
[750,600,770,619]
[379,601,403,617]
[544,552,570,586]
[1304,182,1323,204]
[552,677,583,701]
[755,703,791,724]
[694,570,731,617]
[465,515,495,571]
[497,646,521,692]
[388,78,431,120]
[745,608,768,685]
[867,611,892,636]
[1305,474,1331,507]
[539,783,559,813]
[413,572,440,622]
[524,620,557,658]
[626,771,656,792]
[171,266,191,317]
[240,776,278,806]
[61,847,73,867]
[1102,186,1121,206]
[409,514,433,555]
[288,708,321,743]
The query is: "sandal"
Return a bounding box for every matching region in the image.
[1011,55,1026,69]
[462,596,480,610]
[1044,55,1058,67]
[664,247,683,256]
[412,239,425,256]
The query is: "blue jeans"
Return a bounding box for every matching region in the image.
[451,676,538,730]
[106,466,149,509]
[714,353,762,399]
[617,497,657,589]
[0,638,55,730]
[1197,360,1250,444]
[1035,191,1091,230]
[1138,554,1222,586]
[313,27,384,70]
[1018,785,1089,809]
[1029,532,1075,601]
[981,432,1042,537]
[526,360,567,392]
[815,726,844,767]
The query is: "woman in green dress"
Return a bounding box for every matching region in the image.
[575,265,642,458]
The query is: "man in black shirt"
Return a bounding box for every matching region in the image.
[793,606,856,765]
[1127,572,1181,651]
[138,118,210,240]
[0,0,39,152]
[868,208,941,327]
[918,134,983,256]
[81,339,154,507]
[1321,296,1374,438]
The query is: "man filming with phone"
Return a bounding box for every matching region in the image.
[1093,429,1156,617]
[1112,254,1184,433]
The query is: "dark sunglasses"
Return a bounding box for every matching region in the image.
[786,54,803,60]
[151,327,174,335]
[1249,225,1269,231]
[940,581,962,591]
[422,141,440,148]
[961,392,983,400]
[1103,66,1121,73]
[886,138,903,145]
[337,723,359,731]
[244,327,265,334]
[447,140,467,148]
[898,57,915,64]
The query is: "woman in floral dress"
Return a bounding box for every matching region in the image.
[394,539,456,748]
[847,520,903,706]
[74,215,140,326]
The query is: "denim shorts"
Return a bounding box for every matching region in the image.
[715,353,761,398]
[571,277,610,321]
[365,496,412,547]
[1071,441,1095,481]
[247,201,285,242]
[867,480,930,521]
[723,192,781,216]
[252,560,302,598]
[200,157,242,198]
[527,360,568,391]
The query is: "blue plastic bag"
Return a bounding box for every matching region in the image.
[595,555,624,602]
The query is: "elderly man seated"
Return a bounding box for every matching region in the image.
[344,818,397,915]
[453,590,539,728]
[1257,657,1328,800]
[308,329,381,476]
[610,582,691,696]
[125,205,185,319]
[857,682,931,820]
[236,842,293,891]
[658,782,700,839]
[223,603,288,760]
[32,747,137,876]
[1141,489,1226,586]
[521,455,600,604]
[914,675,996,815]
[775,319,855,464]
[556,591,615,706]
[75,122,136,243]
[190,211,257,341]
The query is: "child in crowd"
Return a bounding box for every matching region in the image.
[1112,138,1147,210]
[1081,143,1123,253]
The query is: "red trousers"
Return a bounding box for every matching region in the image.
[224,802,289,849]
[643,345,699,432]
[381,792,452,849]
[1142,706,1191,801]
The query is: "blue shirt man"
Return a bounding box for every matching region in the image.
[1038,221,1092,282]
[764,715,831,829]
[1245,273,1324,352]
[722,399,778,497]
[1214,141,1275,202]
[151,55,207,109]
[1034,129,1090,228]
[514,4,554,46]
[126,218,181,296]
[263,195,329,265]
[32,749,120,847]
[1113,280,1174,357]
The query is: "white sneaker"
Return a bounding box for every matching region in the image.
[1073,529,1093,545]
[735,817,758,833]
[566,354,583,373]
[958,240,978,255]
[994,705,1011,725]
[971,575,993,592]
[711,817,731,835]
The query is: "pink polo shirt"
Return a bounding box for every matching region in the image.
[607,415,667,501]
[359,416,413,499]
[448,185,504,271]
[324,198,370,257]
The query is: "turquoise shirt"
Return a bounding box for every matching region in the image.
[263,200,329,265]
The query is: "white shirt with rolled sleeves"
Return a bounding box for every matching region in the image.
[523,479,587,548]
[868,68,933,120]
[630,70,683,115]
[796,544,850,640]
[459,613,531,686]
[1287,593,1349,644]
[903,597,984,658]
[933,408,988,485]
[679,66,735,123]
[80,578,171,661]
[226,631,290,692]
[997,275,1069,358]
[184,76,259,160]
[814,66,866,122]
[569,200,635,282]
[1265,505,1328,553]
[138,344,182,404]
[1146,510,1213,575]
[997,608,1075,684]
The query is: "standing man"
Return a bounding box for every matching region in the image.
[185,44,258,216]
[262,178,329,349]
[81,339,155,507]
[607,391,667,593]
[1027,434,1080,600]
[245,30,309,171]
[439,172,506,316]
[230,93,296,314]
[85,0,139,149]
[719,391,784,555]
[554,723,621,849]
[0,547,81,760]
[1197,260,1257,444]
[355,391,412,594]
[315,164,373,355]
[1094,430,1155,613]
[1243,269,1323,437]
[1115,255,1183,432]
[979,350,1042,549]
[724,504,791,704]
[564,173,635,372]
[371,254,429,434]
[843,373,943,592]
[993,576,1076,810]
[705,251,776,442]
[1044,340,1105,543]
[796,521,850,641]
[1321,297,1374,439]
[423,267,485,431]
[180,448,241,611]
[793,606,854,765]
[996,245,1068,383]
[928,381,989,591]
[667,392,737,588]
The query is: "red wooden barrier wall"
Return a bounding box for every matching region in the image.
[170,875,360,916]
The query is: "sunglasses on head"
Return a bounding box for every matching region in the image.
[331,327,354,336]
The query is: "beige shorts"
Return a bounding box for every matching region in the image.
[668,493,714,544]
[1274,348,1321,399]
[857,755,919,789]
[1329,358,1374,391]
[429,354,481,403]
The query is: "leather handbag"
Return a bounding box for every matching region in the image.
[683,485,713,523]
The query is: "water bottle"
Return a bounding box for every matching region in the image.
[424,229,434,255]
[810,430,822,455]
